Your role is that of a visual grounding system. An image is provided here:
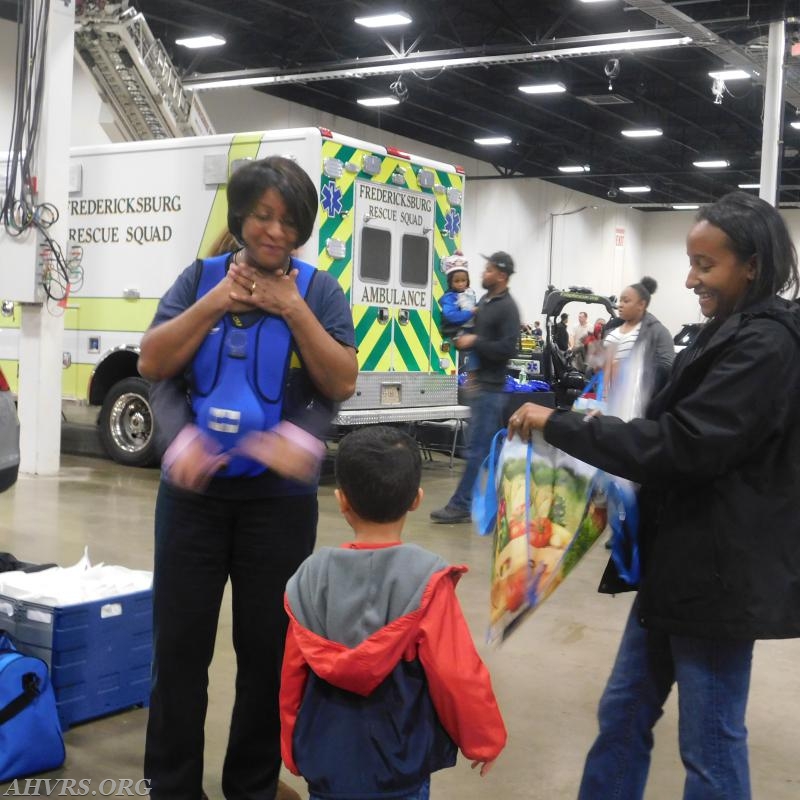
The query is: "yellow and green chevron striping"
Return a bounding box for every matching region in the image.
[318,138,462,374]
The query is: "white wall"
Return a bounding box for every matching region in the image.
[640,211,704,335]
[0,21,113,148]
[0,21,15,141]
[465,178,644,326]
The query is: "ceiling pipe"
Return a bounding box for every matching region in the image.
[622,0,800,110]
[183,30,692,90]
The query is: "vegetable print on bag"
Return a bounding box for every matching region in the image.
[485,432,607,644]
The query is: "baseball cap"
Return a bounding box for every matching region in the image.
[480,250,515,274]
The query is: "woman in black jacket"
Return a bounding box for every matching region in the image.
[509,192,800,800]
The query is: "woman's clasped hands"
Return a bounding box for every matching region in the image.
[228,256,301,317]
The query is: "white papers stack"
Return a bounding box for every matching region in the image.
[0,547,152,607]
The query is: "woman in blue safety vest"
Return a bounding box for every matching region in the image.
[138,156,357,800]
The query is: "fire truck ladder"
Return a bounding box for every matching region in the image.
[74,3,214,140]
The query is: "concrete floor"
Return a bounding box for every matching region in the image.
[1,453,800,799]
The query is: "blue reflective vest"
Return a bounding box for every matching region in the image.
[190,254,315,478]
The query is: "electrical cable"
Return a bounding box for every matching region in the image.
[1,0,81,307]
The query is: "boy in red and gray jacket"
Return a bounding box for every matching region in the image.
[280,426,506,799]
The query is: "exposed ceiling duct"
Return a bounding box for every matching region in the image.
[623,0,800,109]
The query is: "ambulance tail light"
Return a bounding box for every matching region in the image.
[386,146,410,160]
[319,128,333,138]
[455,165,465,175]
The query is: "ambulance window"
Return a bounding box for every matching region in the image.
[400,234,429,287]
[360,227,391,283]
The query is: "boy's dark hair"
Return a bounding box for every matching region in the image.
[696,191,799,303]
[335,426,422,523]
[227,156,318,248]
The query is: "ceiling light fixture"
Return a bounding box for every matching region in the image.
[580,0,615,3]
[621,128,663,138]
[354,12,412,28]
[519,82,567,94]
[738,182,760,189]
[175,34,226,49]
[558,165,590,173]
[693,159,729,168]
[186,36,693,90]
[474,136,512,145]
[672,204,700,210]
[620,185,651,193]
[708,69,750,80]
[357,96,401,107]
[791,121,800,129]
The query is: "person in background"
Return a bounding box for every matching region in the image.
[602,276,674,394]
[553,313,570,351]
[532,321,543,339]
[280,426,506,799]
[581,318,608,376]
[430,251,520,523]
[439,251,479,373]
[570,311,592,372]
[508,191,800,800]
[138,156,358,800]
[571,311,590,349]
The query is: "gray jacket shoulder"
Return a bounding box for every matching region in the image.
[286,544,448,647]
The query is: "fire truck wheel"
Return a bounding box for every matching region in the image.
[99,377,158,467]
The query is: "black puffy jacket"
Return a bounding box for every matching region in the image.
[545,295,800,640]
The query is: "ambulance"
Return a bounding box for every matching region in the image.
[0,128,467,465]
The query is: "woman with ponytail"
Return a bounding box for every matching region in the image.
[603,275,674,393]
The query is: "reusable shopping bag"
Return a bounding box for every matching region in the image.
[0,633,65,781]
[481,433,608,643]
[471,428,507,537]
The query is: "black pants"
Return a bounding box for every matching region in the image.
[144,481,318,800]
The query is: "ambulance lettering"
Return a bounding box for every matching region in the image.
[360,286,427,309]
[126,225,173,244]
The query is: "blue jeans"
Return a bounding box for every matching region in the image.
[310,777,430,800]
[449,388,506,511]
[579,596,753,800]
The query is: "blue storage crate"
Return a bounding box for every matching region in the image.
[0,589,152,730]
